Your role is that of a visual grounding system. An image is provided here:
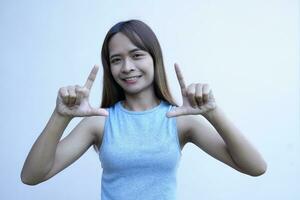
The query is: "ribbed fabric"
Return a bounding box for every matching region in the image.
[98,100,182,200]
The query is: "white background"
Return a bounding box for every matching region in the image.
[0,0,299,199]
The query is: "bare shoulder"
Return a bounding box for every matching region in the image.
[82,115,107,147]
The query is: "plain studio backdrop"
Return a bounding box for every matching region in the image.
[0,0,299,199]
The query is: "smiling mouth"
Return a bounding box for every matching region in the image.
[122,75,142,81]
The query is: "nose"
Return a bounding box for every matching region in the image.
[121,57,135,73]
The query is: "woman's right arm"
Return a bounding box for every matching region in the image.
[21,110,70,185]
[21,65,108,185]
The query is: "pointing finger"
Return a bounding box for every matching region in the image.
[174,63,187,96]
[84,65,99,90]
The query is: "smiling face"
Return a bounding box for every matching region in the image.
[108,32,155,96]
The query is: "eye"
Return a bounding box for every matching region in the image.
[110,58,121,64]
[133,53,143,58]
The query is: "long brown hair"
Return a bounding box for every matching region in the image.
[100,19,177,108]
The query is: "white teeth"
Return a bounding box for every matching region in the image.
[124,76,140,81]
[126,77,137,81]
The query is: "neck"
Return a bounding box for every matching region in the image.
[122,91,161,111]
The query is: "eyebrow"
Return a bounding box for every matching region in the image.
[109,48,142,60]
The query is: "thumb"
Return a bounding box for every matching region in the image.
[166,107,184,118]
[166,111,178,118]
[88,108,109,116]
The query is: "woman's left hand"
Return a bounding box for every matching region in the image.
[167,63,217,118]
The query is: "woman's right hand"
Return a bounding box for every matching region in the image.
[55,65,109,118]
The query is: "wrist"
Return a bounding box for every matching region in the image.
[202,106,220,120]
[53,109,73,122]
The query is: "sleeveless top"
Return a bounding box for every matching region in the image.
[98,100,182,200]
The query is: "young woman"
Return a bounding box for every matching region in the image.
[21,19,267,199]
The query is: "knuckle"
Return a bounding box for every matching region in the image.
[60,92,68,98]
[59,87,66,93]
[187,91,194,97]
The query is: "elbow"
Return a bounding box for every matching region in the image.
[21,180,39,186]
[20,172,43,186]
[249,169,266,177]
[21,176,39,186]
[21,177,43,186]
[248,162,267,177]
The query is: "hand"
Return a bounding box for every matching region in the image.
[167,63,217,118]
[55,65,109,118]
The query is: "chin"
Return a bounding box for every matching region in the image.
[123,85,153,96]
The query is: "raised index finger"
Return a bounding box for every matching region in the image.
[84,65,99,90]
[174,63,187,94]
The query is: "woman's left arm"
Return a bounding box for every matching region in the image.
[167,63,267,176]
[202,106,267,176]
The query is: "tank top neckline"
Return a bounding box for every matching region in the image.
[117,100,165,115]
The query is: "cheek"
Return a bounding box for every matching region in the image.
[143,56,154,75]
[110,68,119,82]
[148,60,155,79]
[110,66,118,76]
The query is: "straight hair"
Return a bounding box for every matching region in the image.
[100,19,177,108]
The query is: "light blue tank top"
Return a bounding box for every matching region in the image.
[98,100,182,200]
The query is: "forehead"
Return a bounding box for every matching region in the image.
[108,33,139,56]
